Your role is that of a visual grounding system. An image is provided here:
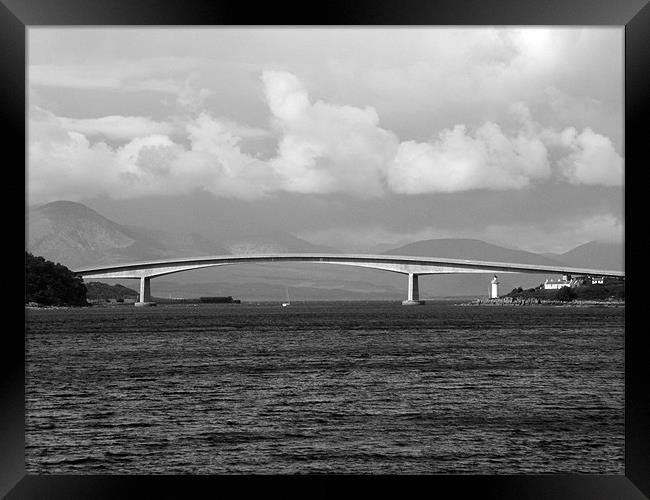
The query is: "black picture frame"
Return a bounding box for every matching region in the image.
[5,0,649,497]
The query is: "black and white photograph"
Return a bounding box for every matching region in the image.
[24,25,628,477]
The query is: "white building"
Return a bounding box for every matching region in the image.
[544,275,581,290]
[591,276,605,285]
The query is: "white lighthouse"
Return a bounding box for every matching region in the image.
[490,275,499,298]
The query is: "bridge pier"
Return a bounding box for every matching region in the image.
[402,273,425,305]
[135,276,156,307]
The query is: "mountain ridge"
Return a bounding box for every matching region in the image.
[546,240,624,272]
[27,200,229,269]
[383,238,566,267]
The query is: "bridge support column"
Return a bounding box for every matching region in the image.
[135,276,156,307]
[402,273,425,305]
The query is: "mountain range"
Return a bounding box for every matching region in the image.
[27,201,228,269]
[26,201,623,299]
[543,241,624,272]
[384,238,624,272]
[384,238,565,266]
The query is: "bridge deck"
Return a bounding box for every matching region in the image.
[75,253,623,306]
[75,253,624,278]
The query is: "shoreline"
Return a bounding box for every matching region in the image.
[26,297,625,309]
[459,297,624,307]
[26,304,90,310]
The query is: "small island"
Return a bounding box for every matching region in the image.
[85,282,241,305]
[462,277,624,307]
[156,296,241,304]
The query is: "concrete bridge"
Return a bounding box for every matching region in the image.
[74,253,625,306]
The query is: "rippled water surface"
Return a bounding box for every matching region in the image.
[26,302,624,474]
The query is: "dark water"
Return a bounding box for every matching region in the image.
[25,302,624,474]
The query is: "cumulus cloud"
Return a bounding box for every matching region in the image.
[181,113,279,199]
[28,71,624,204]
[554,127,624,186]
[28,107,122,202]
[386,100,624,194]
[263,71,398,196]
[28,107,280,203]
[388,121,550,193]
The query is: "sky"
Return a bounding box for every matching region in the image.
[27,27,624,253]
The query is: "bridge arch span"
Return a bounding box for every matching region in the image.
[74,253,624,306]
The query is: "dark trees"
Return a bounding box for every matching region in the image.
[25,252,88,306]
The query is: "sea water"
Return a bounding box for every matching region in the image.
[25,301,624,474]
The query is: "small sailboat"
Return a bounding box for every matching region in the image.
[282,287,291,307]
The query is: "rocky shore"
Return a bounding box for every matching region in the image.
[459,297,624,307]
[25,302,86,309]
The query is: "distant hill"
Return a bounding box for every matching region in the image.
[546,241,624,272]
[27,201,228,269]
[85,282,139,300]
[224,231,339,254]
[383,238,565,266]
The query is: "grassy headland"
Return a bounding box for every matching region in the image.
[462,279,624,306]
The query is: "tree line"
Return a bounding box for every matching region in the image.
[25,252,89,306]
